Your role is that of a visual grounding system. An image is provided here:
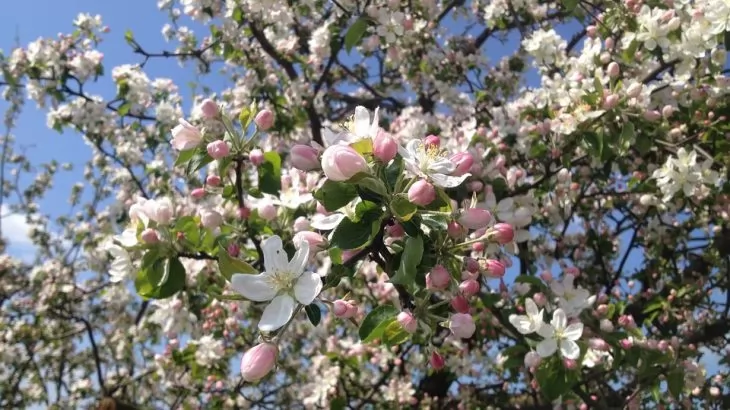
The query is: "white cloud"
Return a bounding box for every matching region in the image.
[1,204,32,247]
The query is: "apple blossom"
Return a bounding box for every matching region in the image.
[449,313,476,339]
[240,343,278,382]
[408,179,436,206]
[254,109,275,130]
[321,145,368,181]
[171,118,202,150]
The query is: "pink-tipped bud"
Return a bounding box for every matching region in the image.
[386,223,405,238]
[563,358,578,369]
[345,301,358,317]
[321,145,368,181]
[171,119,203,151]
[426,265,451,290]
[447,221,466,238]
[533,292,547,306]
[228,243,240,257]
[249,149,264,166]
[449,313,476,339]
[237,207,251,220]
[619,338,633,349]
[254,109,275,131]
[424,134,440,148]
[430,351,445,370]
[206,175,221,186]
[290,145,321,171]
[373,130,397,163]
[618,314,636,329]
[191,188,206,199]
[450,152,474,176]
[333,300,350,318]
[458,208,492,230]
[397,311,418,334]
[481,259,506,278]
[257,202,277,221]
[606,62,620,78]
[293,231,327,253]
[200,208,224,229]
[589,338,609,351]
[199,99,219,119]
[524,351,542,368]
[602,93,620,110]
[451,294,470,314]
[464,257,479,273]
[661,105,674,118]
[293,216,310,232]
[459,279,480,297]
[408,179,436,206]
[141,228,160,244]
[490,223,515,244]
[600,319,614,332]
[207,140,230,159]
[240,343,278,382]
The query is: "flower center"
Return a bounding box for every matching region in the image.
[418,144,446,171]
[266,270,298,293]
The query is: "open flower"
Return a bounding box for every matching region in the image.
[321,106,380,147]
[536,308,583,360]
[231,235,322,332]
[508,297,544,335]
[310,197,362,231]
[550,274,596,317]
[398,139,470,188]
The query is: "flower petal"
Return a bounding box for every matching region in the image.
[428,158,456,175]
[536,338,558,358]
[258,294,296,332]
[262,235,288,274]
[559,339,580,360]
[525,298,539,317]
[288,238,310,275]
[430,173,469,188]
[369,107,380,136]
[536,322,554,338]
[294,271,323,305]
[231,273,276,302]
[353,106,371,137]
[551,308,567,330]
[563,322,584,341]
[509,314,536,335]
[311,213,345,230]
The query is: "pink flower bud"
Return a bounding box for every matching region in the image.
[490,223,515,244]
[321,145,368,181]
[199,99,219,119]
[458,208,492,230]
[397,311,418,333]
[373,130,397,163]
[464,257,479,273]
[386,222,405,238]
[447,221,466,238]
[643,110,661,121]
[618,314,636,329]
[249,149,264,166]
[228,243,240,257]
[191,188,206,199]
[293,231,327,253]
[450,152,474,176]
[254,109,275,131]
[426,265,451,290]
[345,301,359,318]
[171,119,203,151]
[533,292,547,306]
[293,216,310,232]
[589,338,609,351]
[332,300,350,318]
[606,62,620,78]
[141,228,159,244]
[459,279,480,297]
[481,259,505,278]
[626,83,642,98]
[451,294,470,313]
[449,313,476,339]
[596,304,608,315]
[563,358,578,369]
[290,144,321,171]
[524,351,542,368]
[257,202,277,221]
[661,105,674,118]
[206,175,221,186]
[430,351,445,370]
[600,319,614,332]
[619,338,633,349]
[200,208,223,229]
[207,140,230,159]
[602,93,620,110]
[240,343,278,382]
[424,134,440,148]
[237,207,251,220]
[408,179,436,206]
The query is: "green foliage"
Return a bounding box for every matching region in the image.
[390,235,424,290]
[359,305,398,342]
[216,248,257,281]
[305,304,322,327]
[135,253,187,299]
[313,180,359,212]
[389,194,417,222]
[344,18,369,53]
[258,151,282,195]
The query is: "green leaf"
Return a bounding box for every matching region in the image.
[390,235,424,288]
[382,320,411,346]
[420,214,449,231]
[305,304,322,327]
[330,397,347,410]
[635,134,652,155]
[349,173,388,198]
[584,132,604,159]
[501,345,528,370]
[329,247,343,265]
[186,149,214,175]
[390,194,418,222]
[135,257,186,299]
[239,102,255,129]
[217,247,257,281]
[329,214,382,250]
[344,17,369,53]
[118,102,131,116]
[124,29,134,45]
[174,149,197,167]
[258,151,282,195]
[313,180,359,212]
[535,360,576,401]
[563,0,579,13]
[384,156,403,191]
[514,275,545,289]
[359,305,398,342]
[174,216,200,247]
[667,369,684,398]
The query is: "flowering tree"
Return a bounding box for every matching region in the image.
[2,0,730,409]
